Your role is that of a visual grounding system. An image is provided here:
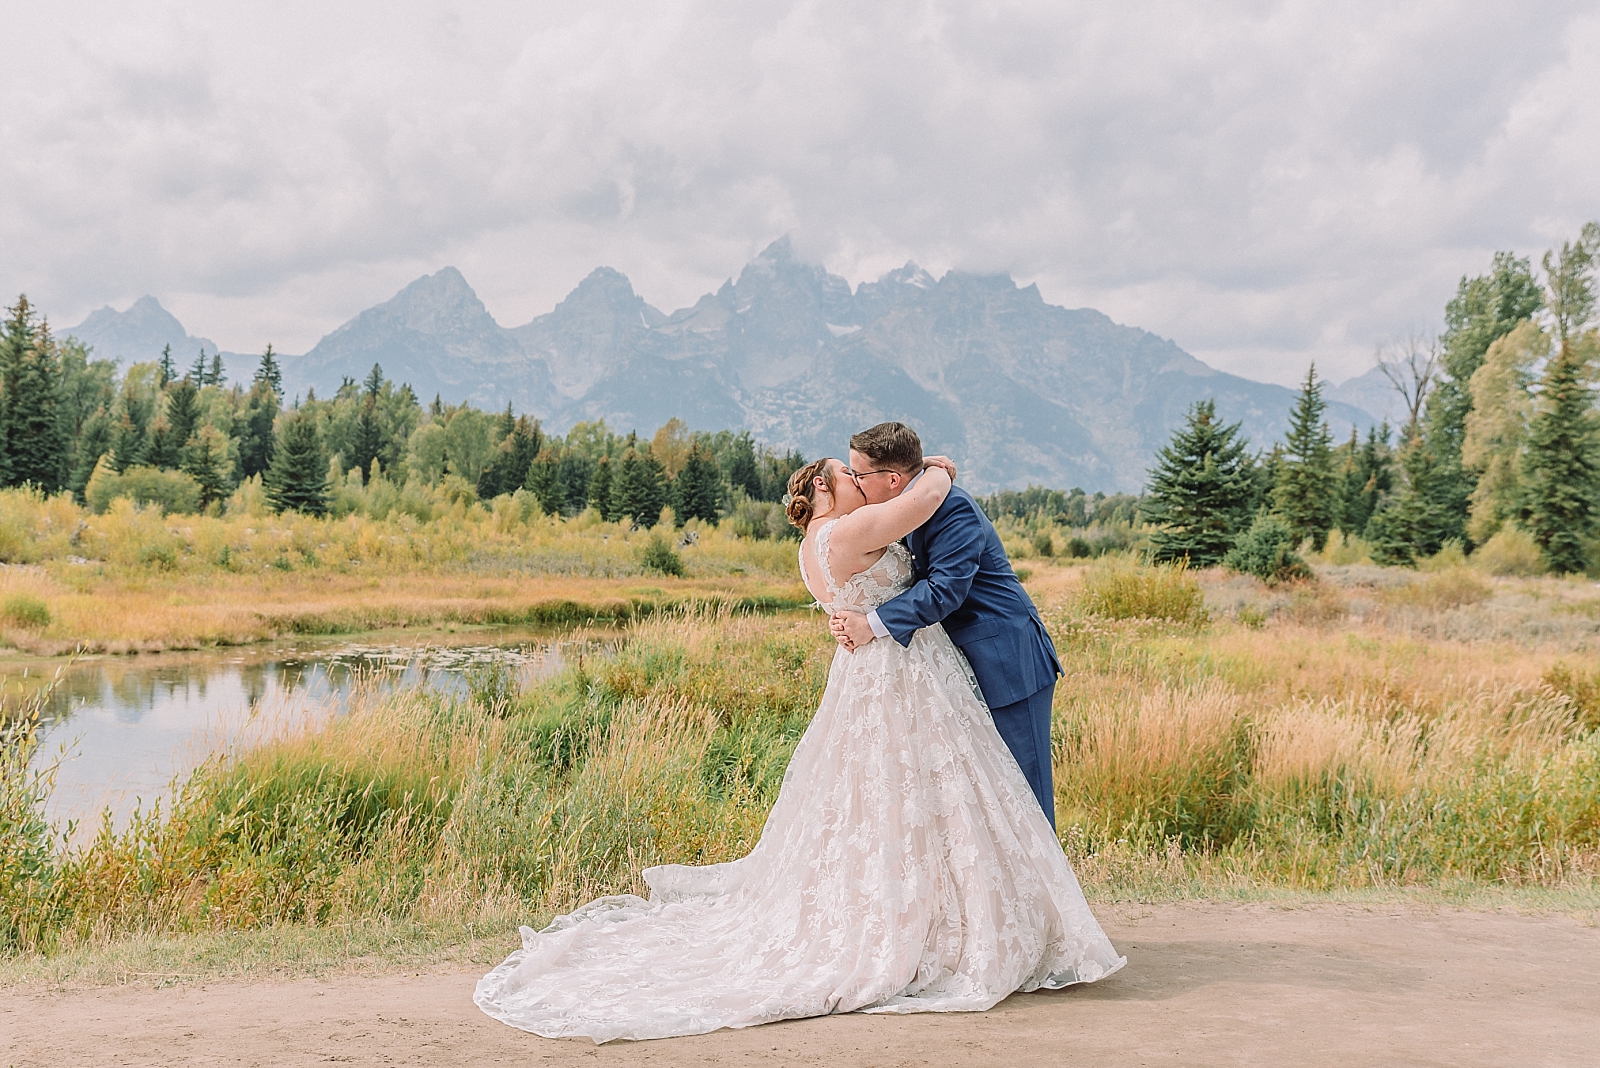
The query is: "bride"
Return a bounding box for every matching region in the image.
[475,456,1124,1042]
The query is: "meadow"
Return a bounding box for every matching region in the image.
[2,488,1599,983]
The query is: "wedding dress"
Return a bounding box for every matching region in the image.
[475,521,1125,1042]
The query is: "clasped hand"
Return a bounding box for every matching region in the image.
[829,610,876,651]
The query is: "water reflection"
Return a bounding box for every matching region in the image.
[26,635,585,834]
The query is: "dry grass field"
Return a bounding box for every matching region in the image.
[2,487,1598,983]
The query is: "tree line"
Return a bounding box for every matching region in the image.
[1142,221,1600,576]
[0,298,806,530]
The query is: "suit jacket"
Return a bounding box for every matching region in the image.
[873,484,1062,709]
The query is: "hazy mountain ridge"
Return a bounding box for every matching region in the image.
[65,239,1379,492]
[65,295,220,368]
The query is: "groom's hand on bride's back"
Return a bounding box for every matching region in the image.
[830,611,875,651]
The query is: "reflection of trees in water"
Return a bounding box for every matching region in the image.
[32,639,587,731]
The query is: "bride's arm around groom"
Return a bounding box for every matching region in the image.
[831,422,1064,827]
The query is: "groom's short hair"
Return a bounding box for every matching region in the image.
[850,422,922,474]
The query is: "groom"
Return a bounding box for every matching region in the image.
[830,422,1064,828]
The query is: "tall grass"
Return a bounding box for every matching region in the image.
[0,487,808,654]
[3,562,1599,962]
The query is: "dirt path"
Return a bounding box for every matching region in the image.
[5,904,1597,1067]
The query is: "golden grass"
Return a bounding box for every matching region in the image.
[5,541,1600,977]
[0,487,808,656]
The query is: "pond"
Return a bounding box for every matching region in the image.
[20,630,593,835]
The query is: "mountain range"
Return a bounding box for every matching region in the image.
[65,238,1379,493]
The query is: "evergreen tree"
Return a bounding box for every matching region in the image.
[238,381,279,479]
[1365,436,1453,565]
[188,349,208,384]
[253,344,283,396]
[158,344,176,388]
[207,353,225,387]
[349,396,383,483]
[1518,224,1600,573]
[722,431,763,498]
[477,414,542,498]
[761,449,807,502]
[1141,400,1256,565]
[146,419,177,470]
[182,426,231,510]
[1335,424,1394,535]
[588,455,614,519]
[610,447,668,527]
[163,378,201,459]
[108,411,148,472]
[264,411,330,515]
[674,441,723,524]
[68,409,112,499]
[0,298,66,490]
[1521,337,1600,573]
[1272,365,1336,550]
[524,449,565,515]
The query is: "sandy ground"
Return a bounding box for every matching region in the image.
[4,903,1598,1067]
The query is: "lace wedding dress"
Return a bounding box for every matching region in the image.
[475,521,1125,1042]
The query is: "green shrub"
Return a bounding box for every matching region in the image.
[0,594,50,630]
[640,532,686,577]
[1223,512,1313,584]
[1471,527,1547,577]
[1030,530,1055,557]
[1078,561,1208,625]
[85,461,202,516]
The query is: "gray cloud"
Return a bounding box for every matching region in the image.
[4,0,1597,385]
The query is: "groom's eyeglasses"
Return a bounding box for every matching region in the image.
[843,466,895,488]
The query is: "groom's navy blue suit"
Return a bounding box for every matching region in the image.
[872,484,1063,827]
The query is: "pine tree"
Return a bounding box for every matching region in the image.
[349,396,383,483]
[1272,365,1336,550]
[524,449,565,515]
[253,344,283,397]
[207,353,225,387]
[1141,400,1257,565]
[162,378,201,462]
[182,426,231,510]
[1518,223,1600,573]
[264,411,330,515]
[1521,336,1600,573]
[723,432,763,499]
[611,448,668,527]
[158,344,176,388]
[188,349,208,384]
[674,441,723,524]
[0,298,66,490]
[238,381,279,479]
[1365,436,1452,566]
[478,414,542,498]
[108,412,147,472]
[588,455,614,518]
[1336,424,1394,535]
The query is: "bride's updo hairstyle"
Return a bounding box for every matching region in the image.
[784,458,836,531]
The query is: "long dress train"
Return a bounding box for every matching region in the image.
[474,522,1124,1042]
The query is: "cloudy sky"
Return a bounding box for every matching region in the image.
[4,1,1597,385]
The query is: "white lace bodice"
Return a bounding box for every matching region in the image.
[799,519,915,613]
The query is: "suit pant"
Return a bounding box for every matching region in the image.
[988,682,1056,829]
